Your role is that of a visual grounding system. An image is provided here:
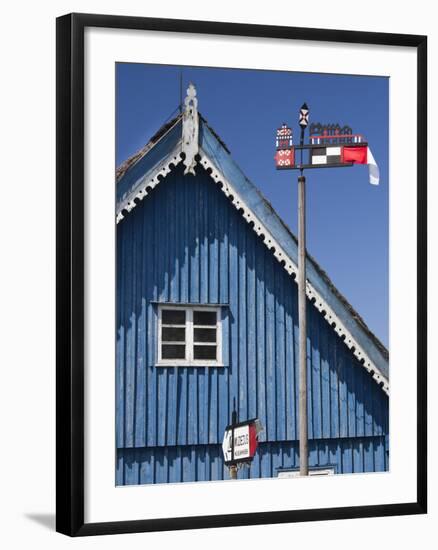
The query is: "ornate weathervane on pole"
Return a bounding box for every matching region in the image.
[297,103,309,477]
[274,106,380,477]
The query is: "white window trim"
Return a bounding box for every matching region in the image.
[156,304,223,367]
[277,468,335,479]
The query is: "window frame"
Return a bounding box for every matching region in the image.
[277,467,335,479]
[156,304,223,367]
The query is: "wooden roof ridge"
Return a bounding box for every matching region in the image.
[116,111,231,184]
[116,113,182,183]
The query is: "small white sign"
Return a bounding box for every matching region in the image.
[232,425,251,459]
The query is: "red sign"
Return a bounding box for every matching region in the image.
[275,148,294,169]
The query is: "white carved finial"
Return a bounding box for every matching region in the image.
[182,83,199,175]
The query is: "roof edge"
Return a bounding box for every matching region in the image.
[116,114,182,183]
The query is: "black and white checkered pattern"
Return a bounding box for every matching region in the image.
[311,146,342,165]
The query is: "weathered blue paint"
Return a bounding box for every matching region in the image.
[116,157,389,483]
[116,436,389,485]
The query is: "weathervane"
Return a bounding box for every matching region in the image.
[274,106,380,478]
[275,116,379,180]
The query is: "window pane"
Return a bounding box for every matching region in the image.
[161,344,185,359]
[194,345,217,360]
[193,311,216,326]
[194,328,216,343]
[162,309,186,325]
[162,327,185,342]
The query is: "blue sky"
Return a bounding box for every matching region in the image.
[116,64,389,347]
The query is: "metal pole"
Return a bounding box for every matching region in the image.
[298,127,309,476]
[229,465,237,480]
[229,400,238,480]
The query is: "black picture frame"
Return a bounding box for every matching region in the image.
[56,12,427,537]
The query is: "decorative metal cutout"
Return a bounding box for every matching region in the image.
[299,103,309,128]
[310,122,353,137]
[276,123,293,149]
[309,122,364,145]
[275,148,294,169]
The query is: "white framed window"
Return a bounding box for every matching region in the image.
[156,304,223,367]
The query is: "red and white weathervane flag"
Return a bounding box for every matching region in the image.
[341,145,380,185]
[276,121,380,186]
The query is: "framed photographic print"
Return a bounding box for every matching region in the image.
[56,13,427,536]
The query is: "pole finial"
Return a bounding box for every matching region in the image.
[299,103,310,129]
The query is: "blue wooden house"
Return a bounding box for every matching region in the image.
[115,85,389,485]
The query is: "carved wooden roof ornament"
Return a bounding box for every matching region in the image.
[182,83,199,175]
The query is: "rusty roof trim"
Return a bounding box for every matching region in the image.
[199,113,231,154]
[116,114,182,183]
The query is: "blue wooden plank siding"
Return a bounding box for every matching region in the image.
[116,436,389,485]
[116,161,388,483]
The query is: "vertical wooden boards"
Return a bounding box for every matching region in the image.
[117,435,387,484]
[238,219,248,422]
[265,250,276,441]
[255,236,267,441]
[228,193,239,426]
[246,228,257,422]
[310,305,322,440]
[285,277,296,441]
[275,266,286,441]
[116,228,125,448]
[135,208,146,447]
[124,216,136,448]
